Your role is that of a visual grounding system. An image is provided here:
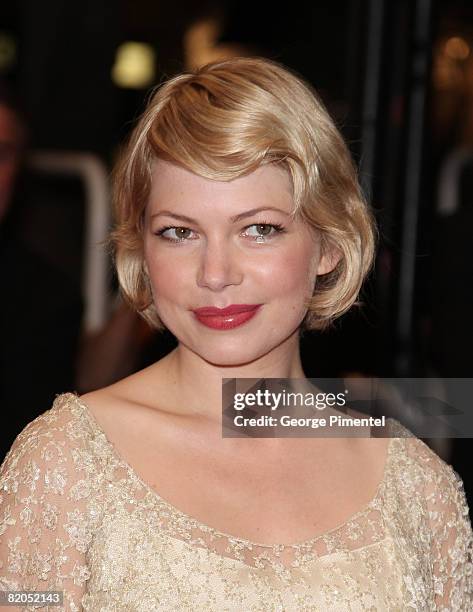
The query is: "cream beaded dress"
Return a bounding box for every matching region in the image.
[0,392,472,611]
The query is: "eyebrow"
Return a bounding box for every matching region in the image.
[150,206,290,224]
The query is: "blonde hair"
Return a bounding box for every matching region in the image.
[109,56,377,332]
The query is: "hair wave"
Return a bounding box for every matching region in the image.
[108,56,377,332]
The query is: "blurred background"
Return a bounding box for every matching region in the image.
[0,0,472,507]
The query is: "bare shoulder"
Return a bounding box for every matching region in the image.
[349,435,392,480]
[338,405,392,469]
[78,358,175,439]
[83,354,158,400]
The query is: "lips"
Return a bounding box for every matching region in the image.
[192,304,262,330]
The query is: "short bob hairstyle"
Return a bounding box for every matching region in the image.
[109,56,377,332]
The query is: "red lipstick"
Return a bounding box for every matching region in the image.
[192,304,262,330]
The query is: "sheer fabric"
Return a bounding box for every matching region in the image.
[1,392,472,611]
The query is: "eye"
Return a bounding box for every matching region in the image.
[154,226,197,243]
[242,223,286,242]
[154,222,286,244]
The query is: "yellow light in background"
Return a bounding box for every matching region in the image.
[433,54,463,90]
[112,42,156,89]
[0,32,16,72]
[183,18,251,70]
[444,36,470,61]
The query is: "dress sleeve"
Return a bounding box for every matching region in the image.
[425,454,473,610]
[0,402,98,611]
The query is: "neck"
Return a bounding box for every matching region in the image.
[158,330,307,422]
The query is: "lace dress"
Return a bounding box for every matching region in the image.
[0,392,472,611]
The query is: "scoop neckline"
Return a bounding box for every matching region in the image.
[65,391,398,550]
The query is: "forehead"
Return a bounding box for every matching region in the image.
[146,159,295,218]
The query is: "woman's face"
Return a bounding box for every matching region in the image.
[143,159,334,366]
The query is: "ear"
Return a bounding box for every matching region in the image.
[316,245,342,275]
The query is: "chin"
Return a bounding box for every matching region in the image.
[205,351,267,368]
[188,340,267,368]
[161,307,304,367]
[188,330,298,368]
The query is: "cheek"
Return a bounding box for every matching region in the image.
[144,239,189,286]
[146,257,190,298]
[256,247,316,297]
[144,241,318,302]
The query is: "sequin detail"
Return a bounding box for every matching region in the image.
[1,392,472,610]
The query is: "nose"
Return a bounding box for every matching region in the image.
[196,236,243,291]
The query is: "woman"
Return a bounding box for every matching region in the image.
[1,57,472,611]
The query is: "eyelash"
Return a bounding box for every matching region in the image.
[154,222,287,244]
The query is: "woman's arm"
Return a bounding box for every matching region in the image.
[0,405,97,611]
[426,459,473,610]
